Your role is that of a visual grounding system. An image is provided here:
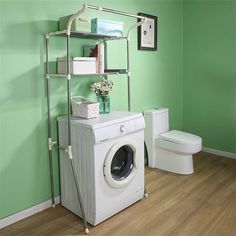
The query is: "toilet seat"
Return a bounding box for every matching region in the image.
[156,130,202,154]
[160,130,202,145]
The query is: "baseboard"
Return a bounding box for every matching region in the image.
[0,196,60,229]
[202,147,236,159]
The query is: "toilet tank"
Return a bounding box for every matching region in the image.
[144,108,169,168]
[144,108,169,138]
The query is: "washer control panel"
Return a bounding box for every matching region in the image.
[93,117,145,143]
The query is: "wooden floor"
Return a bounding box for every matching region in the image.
[1,152,236,236]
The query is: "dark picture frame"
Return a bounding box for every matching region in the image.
[137,13,158,51]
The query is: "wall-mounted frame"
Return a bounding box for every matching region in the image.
[137,13,158,51]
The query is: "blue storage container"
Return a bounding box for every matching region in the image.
[91,18,123,37]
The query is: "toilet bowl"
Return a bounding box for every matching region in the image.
[144,108,202,175]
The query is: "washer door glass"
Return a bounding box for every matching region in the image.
[111,145,134,181]
[104,138,139,189]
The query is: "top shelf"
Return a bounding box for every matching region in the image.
[46,30,127,40]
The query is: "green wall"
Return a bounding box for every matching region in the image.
[183,0,236,153]
[1,0,236,222]
[0,0,183,219]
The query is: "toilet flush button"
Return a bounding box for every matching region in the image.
[120,125,125,132]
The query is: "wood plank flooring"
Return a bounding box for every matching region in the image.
[1,152,236,236]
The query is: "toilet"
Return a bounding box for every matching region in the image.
[144,108,202,175]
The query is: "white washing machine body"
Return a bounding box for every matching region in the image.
[57,111,145,226]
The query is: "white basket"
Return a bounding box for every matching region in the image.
[71,96,99,119]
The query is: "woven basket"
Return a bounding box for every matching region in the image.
[71,96,99,119]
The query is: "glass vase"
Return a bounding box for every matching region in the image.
[97,95,110,114]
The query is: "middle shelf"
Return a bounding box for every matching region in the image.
[47,69,128,78]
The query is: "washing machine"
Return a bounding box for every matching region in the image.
[57,111,145,226]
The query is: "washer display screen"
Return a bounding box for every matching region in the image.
[111,145,134,181]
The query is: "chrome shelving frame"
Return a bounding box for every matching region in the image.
[45,4,146,234]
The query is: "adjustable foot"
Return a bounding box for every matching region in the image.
[85,228,89,234]
[52,204,56,208]
[144,186,148,198]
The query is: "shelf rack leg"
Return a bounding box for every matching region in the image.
[126,18,146,112]
[48,143,55,208]
[69,157,89,233]
[127,38,131,112]
[104,40,108,80]
[46,35,55,207]
[66,34,89,234]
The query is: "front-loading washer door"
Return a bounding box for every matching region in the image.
[104,138,139,188]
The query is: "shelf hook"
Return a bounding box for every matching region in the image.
[127,17,147,41]
[66,4,87,35]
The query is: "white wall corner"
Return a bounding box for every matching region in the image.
[0,196,60,229]
[202,147,236,159]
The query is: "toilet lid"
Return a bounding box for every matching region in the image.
[159,130,202,145]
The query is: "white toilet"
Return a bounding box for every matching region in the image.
[144,108,202,174]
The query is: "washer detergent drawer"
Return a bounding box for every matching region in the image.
[93,117,145,143]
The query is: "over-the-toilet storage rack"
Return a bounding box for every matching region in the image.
[45,4,146,233]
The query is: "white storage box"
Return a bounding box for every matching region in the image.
[57,57,97,75]
[71,96,99,119]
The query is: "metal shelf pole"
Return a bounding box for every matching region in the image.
[126,18,146,112]
[127,39,131,112]
[87,4,145,20]
[104,40,108,80]
[66,35,72,146]
[45,36,55,207]
[66,34,89,234]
